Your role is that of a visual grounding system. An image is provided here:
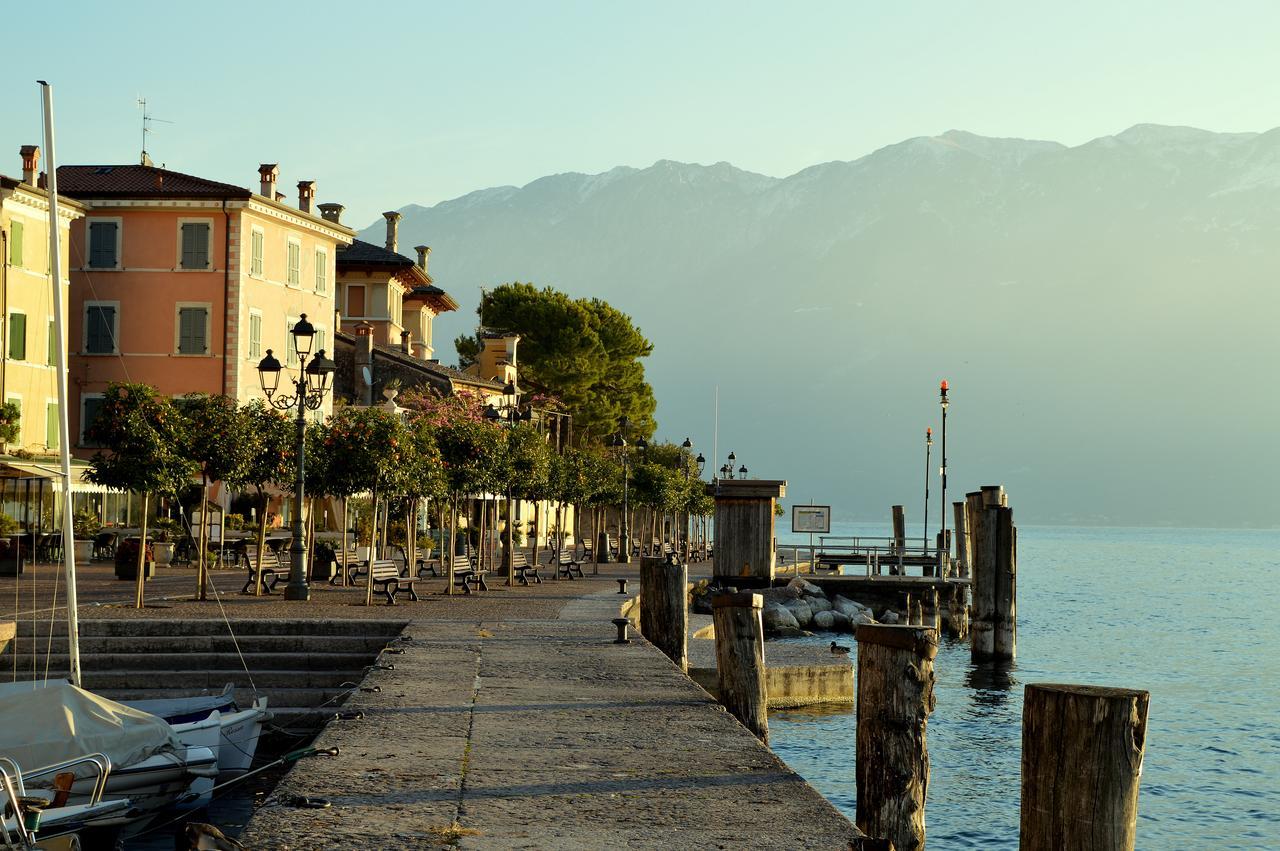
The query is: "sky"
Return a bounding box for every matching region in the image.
[4,1,1280,229]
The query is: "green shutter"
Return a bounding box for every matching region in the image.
[46,402,59,450]
[9,221,23,267]
[88,222,117,268]
[249,313,262,358]
[8,314,26,360]
[182,223,209,269]
[178,307,207,354]
[86,306,116,354]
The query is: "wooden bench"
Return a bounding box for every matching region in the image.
[554,549,585,580]
[328,544,362,585]
[451,554,488,594]
[370,561,418,605]
[240,551,283,594]
[510,551,541,586]
[416,556,441,578]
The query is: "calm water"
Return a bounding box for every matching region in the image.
[768,523,1280,849]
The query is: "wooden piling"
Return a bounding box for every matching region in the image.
[891,505,906,556]
[711,592,768,742]
[926,588,940,633]
[910,598,923,628]
[1020,684,1150,851]
[640,556,688,672]
[994,507,1017,659]
[946,583,969,639]
[952,501,969,579]
[970,487,1016,660]
[855,624,937,851]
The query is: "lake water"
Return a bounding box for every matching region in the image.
[768,523,1280,849]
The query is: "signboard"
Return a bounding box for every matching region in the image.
[791,505,831,534]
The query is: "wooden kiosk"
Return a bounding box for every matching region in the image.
[707,479,786,585]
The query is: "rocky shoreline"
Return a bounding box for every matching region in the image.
[692,576,898,638]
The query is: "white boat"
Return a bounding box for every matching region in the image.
[135,689,272,775]
[123,683,237,725]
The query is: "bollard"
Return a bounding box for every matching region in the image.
[926,587,940,633]
[640,556,688,671]
[910,598,923,628]
[946,583,970,640]
[856,624,937,851]
[616,578,629,595]
[611,618,632,644]
[971,487,1016,661]
[952,501,969,579]
[711,592,768,742]
[1020,684,1150,851]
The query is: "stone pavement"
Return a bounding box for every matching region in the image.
[240,586,865,850]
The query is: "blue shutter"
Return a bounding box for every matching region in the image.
[86,306,116,354]
[178,307,207,354]
[182,223,209,269]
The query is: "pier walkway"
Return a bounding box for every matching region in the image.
[240,583,864,850]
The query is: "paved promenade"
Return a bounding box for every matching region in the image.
[240,583,865,850]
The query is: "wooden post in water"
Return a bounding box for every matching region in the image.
[1021,684,1150,851]
[711,592,768,742]
[953,502,969,578]
[640,556,688,672]
[891,505,906,576]
[970,486,1016,660]
[910,598,923,628]
[946,583,969,639]
[855,624,937,851]
[926,587,940,633]
[993,506,1017,659]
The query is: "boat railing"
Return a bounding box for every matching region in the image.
[0,761,34,848]
[7,753,112,805]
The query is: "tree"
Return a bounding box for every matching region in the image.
[0,401,20,449]
[85,383,195,608]
[238,402,294,596]
[434,418,506,593]
[456,283,656,444]
[502,423,551,581]
[390,414,448,581]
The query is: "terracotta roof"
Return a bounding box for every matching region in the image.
[56,165,251,199]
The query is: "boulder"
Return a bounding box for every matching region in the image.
[808,596,833,614]
[880,609,900,625]
[812,610,836,631]
[850,610,877,627]
[761,586,801,604]
[782,598,813,628]
[786,577,825,597]
[832,595,873,620]
[762,601,799,633]
[829,610,851,631]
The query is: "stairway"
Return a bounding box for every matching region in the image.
[0,619,407,728]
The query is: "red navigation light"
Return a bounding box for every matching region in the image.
[927,427,932,436]
[940,379,949,393]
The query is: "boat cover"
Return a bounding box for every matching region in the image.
[0,683,181,776]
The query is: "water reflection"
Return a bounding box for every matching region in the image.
[964,660,1019,709]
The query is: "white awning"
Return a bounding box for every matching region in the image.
[0,460,118,494]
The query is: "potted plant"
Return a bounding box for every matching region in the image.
[72,506,99,564]
[114,536,156,581]
[149,517,184,566]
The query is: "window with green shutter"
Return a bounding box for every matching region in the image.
[180,222,210,270]
[9,221,23,267]
[177,306,208,354]
[287,241,300,285]
[81,396,104,447]
[315,249,327,292]
[249,312,262,358]
[85,305,116,354]
[45,402,58,450]
[87,221,118,268]
[251,230,264,277]
[8,313,26,360]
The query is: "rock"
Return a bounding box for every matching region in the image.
[762,601,799,633]
[832,595,872,619]
[761,586,800,604]
[808,596,833,613]
[812,610,836,630]
[774,625,807,639]
[787,577,825,597]
[880,609,900,625]
[782,598,813,628]
[829,610,851,631]
[850,610,876,627]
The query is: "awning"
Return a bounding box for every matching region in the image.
[0,459,118,494]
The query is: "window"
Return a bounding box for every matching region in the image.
[250,229,264,277]
[248,311,262,358]
[286,240,300,285]
[347,285,365,317]
[177,306,209,355]
[47,319,57,366]
[180,222,211,270]
[5,396,20,446]
[316,328,327,357]
[87,221,118,269]
[285,318,298,366]
[8,313,26,360]
[315,249,327,293]
[9,221,22,267]
[84,304,117,354]
[45,402,58,450]
[81,395,104,447]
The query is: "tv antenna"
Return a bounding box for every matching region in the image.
[136,97,173,166]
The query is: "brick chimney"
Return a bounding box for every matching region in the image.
[297,180,316,214]
[415,245,430,273]
[383,211,401,253]
[318,203,344,224]
[19,146,40,185]
[400,330,412,354]
[258,164,278,198]
[355,321,375,406]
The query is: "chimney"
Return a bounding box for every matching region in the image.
[275,192,286,202]
[400,330,412,354]
[258,163,278,198]
[414,245,430,273]
[318,203,344,224]
[383,211,402,253]
[19,146,40,185]
[297,180,316,214]
[354,321,374,406]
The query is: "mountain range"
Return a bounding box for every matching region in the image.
[361,125,1280,527]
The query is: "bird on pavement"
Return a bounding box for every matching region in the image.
[830,641,851,656]
[186,822,245,850]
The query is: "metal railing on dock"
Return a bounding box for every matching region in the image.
[777,535,951,578]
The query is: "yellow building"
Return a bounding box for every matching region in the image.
[0,146,84,452]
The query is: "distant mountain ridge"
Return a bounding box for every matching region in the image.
[363,125,1280,527]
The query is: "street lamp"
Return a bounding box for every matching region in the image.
[939,380,950,575]
[486,382,530,585]
[609,417,633,563]
[738,465,748,479]
[256,313,335,601]
[924,426,933,555]
[679,438,695,559]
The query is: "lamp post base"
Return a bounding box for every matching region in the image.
[284,581,310,601]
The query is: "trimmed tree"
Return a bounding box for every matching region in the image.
[434,418,506,594]
[238,402,295,596]
[502,422,552,583]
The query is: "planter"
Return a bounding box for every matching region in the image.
[115,559,156,581]
[0,555,24,577]
[153,542,175,566]
[73,540,94,564]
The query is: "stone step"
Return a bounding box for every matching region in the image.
[71,669,368,690]
[3,634,399,655]
[10,618,407,639]
[22,651,377,673]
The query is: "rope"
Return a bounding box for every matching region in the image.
[203,568,258,698]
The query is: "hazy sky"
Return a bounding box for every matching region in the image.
[3,1,1278,226]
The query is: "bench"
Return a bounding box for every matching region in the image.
[510,551,541,586]
[240,551,283,594]
[370,561,418,605]
[554,549,585,580]
[416,556,441,578]
[451,554,488,594]
[328,544,362,585]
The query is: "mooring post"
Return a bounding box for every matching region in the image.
[970,486,1016,660]
[640,556,687,671]
[891,505,906,575]
[926,587,940,633]
[856,624,937,851]
[946,583,969,639]
[1020,684,1150,851]
[993,506,1017,659]
[711,592,768,742]
[910,597,924,627]
[952,501,969,578]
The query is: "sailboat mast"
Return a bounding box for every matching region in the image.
[39,80,82,688]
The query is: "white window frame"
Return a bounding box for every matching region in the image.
[79,392,105,447]
[84,216,123,270]
[175,217,215,271]
[249,226,265,278]
[82,300,120,355]
[314,248,327,294]
[174,301,213,356]
[248,308,263,359]
[286,238,302,286]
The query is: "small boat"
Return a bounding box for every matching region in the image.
[129,688,272,776]
[0,752,132,848]
[123,683,237,725]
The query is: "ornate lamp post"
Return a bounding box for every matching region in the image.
[484,380,530,585]
[256,314,335,601]
[939,380,950,574]
[609,416,633,563]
